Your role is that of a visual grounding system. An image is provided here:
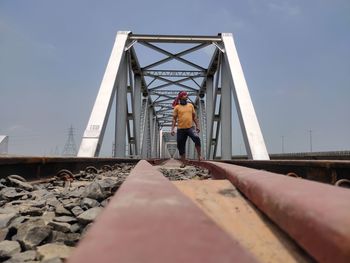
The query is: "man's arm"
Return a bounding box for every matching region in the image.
[171,108,177,136]
[192,110,200,133]
[171,115,177,136]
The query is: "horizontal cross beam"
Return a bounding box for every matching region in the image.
[129,34,222,43]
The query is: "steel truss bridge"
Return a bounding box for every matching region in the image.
[78,32,269,160]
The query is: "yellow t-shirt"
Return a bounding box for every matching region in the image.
[173,103,195,129]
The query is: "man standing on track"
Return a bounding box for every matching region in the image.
[171,91,202,167]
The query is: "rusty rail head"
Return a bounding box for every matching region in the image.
[67,160,258,263]
[189,160,350,263]
[220,159,350,184]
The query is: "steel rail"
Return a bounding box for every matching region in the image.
[1,157,350,185]
[67,160,257,263]
[189,160,350,263]
[220,159,350,184]
[1,157,349,261]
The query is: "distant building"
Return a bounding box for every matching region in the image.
[0,136,9,154]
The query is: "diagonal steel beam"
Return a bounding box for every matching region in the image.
[149,76,197,91]
[153,97,173,104]
[141,42,207,70]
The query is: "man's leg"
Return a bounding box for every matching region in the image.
[177,129,188,167]
[188,128,202,161]
[195,145,203,161]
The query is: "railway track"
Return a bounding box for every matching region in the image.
[0,157,349,262]
[222,159,350,187]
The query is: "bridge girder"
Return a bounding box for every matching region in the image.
[78,32,269,160]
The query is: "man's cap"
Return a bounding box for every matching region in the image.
[178,91,188,97]
[172,91,188,108]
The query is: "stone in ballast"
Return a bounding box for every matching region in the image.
[7,178,34,191]
[16,224,52,250]
[9,250,37,261]
[54,204,71,216]
[0,188,27,201]
[71,206,84,217]
[80,198,99,209]
[77,207,103,224]
[53,216,77,224]
[41,256,63,263]
[0,213,17,229]
[81,182,104,201]
[37,243,73,261]
[48,221,71,233]
[0,240,21,260]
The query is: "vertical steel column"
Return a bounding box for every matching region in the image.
[113,93,118,157]
[196,102,204,158]
[147,107,153,158]
[140,99,149,158]
[134,74,142,156]
[114,56,128,157]
[220,56,232,159]
[151,117,157,158]
[78,31,130,157]
[206,76,214,159]
[126,58,137,157]
[159,130,163,158]
[155,121,159,157]
[222,33,269,160]
[156,123,160,158]
[161,135,166,158]
[208,60,221,160]
[194,105,201,159]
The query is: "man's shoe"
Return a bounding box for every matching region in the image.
[180,163,186,168]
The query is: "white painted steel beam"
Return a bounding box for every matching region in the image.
[140,99,149,158]
[78,31,130,157]
[151,116,157,158]
[159,130,164,158]
[205,76,213,159]
[114,56,128,157]
[0,136,9,154]
[220,56,233,159]
[207,61,222,160]
[129,34,222,43]
[221,33,269,160]
[134,74,142,155]
[127,54,138,156]
[146,106,153,158]
[155,123,160,158]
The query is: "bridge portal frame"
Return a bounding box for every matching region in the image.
[78,31,269,160]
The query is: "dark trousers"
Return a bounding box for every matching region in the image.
[177,127,201,156]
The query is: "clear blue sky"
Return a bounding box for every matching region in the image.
[0,0,349,156]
